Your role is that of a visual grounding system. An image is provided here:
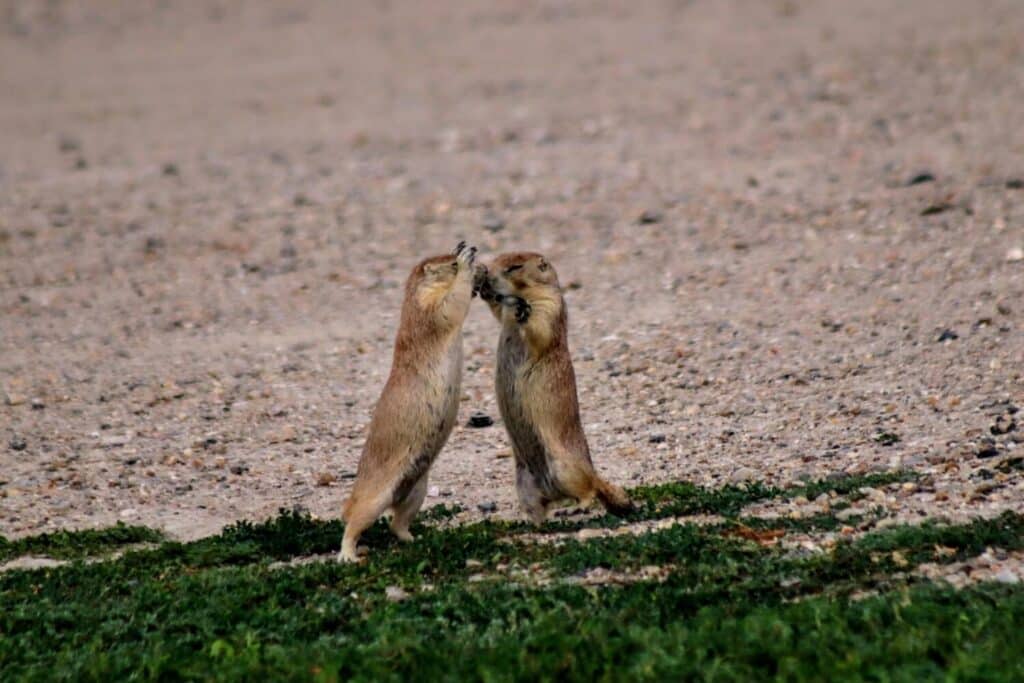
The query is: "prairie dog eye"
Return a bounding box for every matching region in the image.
[537,260,548,272]
[504,264,523,274]
[450,261,459,272]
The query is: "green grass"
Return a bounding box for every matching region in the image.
[0,523,164,563]
[1,471,1021,681]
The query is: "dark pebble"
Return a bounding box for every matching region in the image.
[467,411,494,428]
[936,329,958,342]
[991,415,1017,436]
[144,236,165,253]
[30,399,44,410]
[977,440,1000,458]
[874,432,900,446]
[648,434,667,444]
[906,172,935,186]
[1007,178,1024,190]
[637,209,663,224]
[230,464,249,475]
[9,438,27,452]
[477,501,497,513]
[482,213,505,233]
[162,162,179,176]
[921,203,954,216]
[58,134,80,153]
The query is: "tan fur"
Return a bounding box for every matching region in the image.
[339,243,476,562]
[475,253,632,523]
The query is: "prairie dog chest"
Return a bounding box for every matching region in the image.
[495,324,530,412]
[425,334,463,410]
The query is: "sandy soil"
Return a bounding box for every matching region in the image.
[1,0,1022,540]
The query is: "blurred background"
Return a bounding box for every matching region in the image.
[1,1,1022,539]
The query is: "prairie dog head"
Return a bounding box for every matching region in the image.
[406,242,477,323]
[480,252,560,301]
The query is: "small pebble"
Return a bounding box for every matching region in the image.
[637,209,663,224]
[385,586,410,602]
[467,411,494,428]
[977,441,1000,459]
[477,501,497,513]
[906,172,935,186]
[992,415,1017,436]
[9,438,27,452]
[994,568,1020,584]
[58,134,80,153]
[482,213,505,233]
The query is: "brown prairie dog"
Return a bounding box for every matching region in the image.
[339,242,477,562]
[474,252,632,523]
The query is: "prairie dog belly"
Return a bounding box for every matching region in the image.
[495,325,559,498]
[429,337,463,450]
[390,336,462,502]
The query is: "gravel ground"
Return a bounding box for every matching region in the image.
[1,0,1022,540]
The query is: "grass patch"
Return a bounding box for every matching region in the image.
[1,472,1020,681]
[516,469,915,535]
[0,523,164,564]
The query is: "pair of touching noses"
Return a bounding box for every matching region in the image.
[339,242,631,562]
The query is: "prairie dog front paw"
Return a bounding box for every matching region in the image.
[473,264,494,299]
[455,242,477,268]
[501,295,531,323]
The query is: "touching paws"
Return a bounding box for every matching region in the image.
[503,295,531,323]
[473,264,494,300]
[453,240,477,268]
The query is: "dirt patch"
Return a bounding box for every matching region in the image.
[1,0,1023,540]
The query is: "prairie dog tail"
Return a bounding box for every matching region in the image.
[594,477,633,516]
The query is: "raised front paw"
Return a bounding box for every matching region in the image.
[473,264,493,300]
[506,295,531,323]
[456,243,477,269]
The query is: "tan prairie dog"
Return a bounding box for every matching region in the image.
[475,252,632,523]
[339,242,477,562]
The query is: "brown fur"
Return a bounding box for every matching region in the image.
[476,252,632,523]
[339,243,476,561]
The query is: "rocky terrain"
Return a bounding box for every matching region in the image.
[1,0,1022,540]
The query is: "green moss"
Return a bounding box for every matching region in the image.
[0,523,164,563]
[1,473,1021,681]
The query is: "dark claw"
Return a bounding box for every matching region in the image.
[473,265,494,300]
[511,296,531,323]
[453,240,467,256]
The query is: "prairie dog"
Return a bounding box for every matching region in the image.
[339,242,477,562]
[475,253,631,523]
